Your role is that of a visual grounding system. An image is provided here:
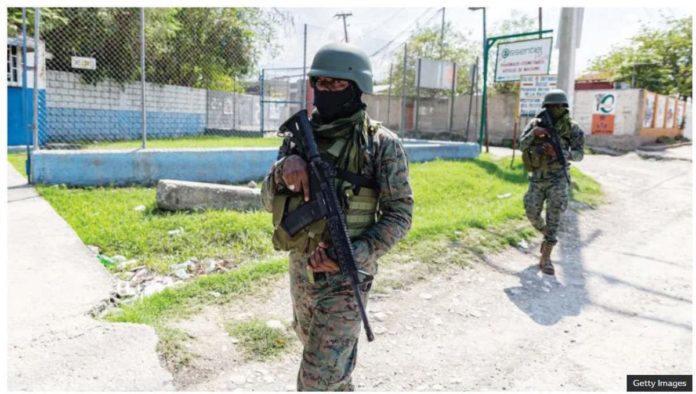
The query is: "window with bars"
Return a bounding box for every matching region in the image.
[7,45,20,87]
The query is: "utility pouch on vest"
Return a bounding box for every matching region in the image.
[344,187,378,238]
[522,150,534,171]
[271,194,327,253]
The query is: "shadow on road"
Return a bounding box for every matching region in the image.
[500,207,594,326]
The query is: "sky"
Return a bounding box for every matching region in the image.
[258,6,692,82]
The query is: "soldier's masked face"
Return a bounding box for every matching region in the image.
[313,78,363,122]
[547,105,567,120]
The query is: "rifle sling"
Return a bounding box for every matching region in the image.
[335,168,378,194]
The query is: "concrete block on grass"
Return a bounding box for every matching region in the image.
[157,179,262,212]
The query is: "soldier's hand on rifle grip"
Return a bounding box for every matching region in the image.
[282,155,311,202]
[308,242,340,273]
[533,127,549,138]
[543,143,557,157]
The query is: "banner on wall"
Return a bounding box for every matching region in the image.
[642,92,656,128]
[665,98,677,128]
[676,101,686,129]
[591,92,616,134]
[655,95,667,128]
[591,114,615,134]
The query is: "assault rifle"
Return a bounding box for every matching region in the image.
[279,109,375,342]
[537,108,570,184]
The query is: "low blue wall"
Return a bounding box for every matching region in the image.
[30,141,479,186]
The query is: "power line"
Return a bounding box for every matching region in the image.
[369,8,439,57]
[359,9,407,39]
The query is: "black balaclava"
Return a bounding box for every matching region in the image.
[548,105,568,121]
[312,80,365,122]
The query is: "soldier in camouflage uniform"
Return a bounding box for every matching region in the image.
[518,89,584,275]
[261,42,413,391]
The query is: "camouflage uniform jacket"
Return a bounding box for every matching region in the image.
[518,115,585,177]
[260,114,414,274]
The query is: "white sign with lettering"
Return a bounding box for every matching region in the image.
[71,56,97,70]
[495,38,553,82]
[519,74,557,117]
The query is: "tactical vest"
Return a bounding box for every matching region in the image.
[271,118,381,254]
[522,118,573,173]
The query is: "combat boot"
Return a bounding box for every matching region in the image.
[539,241,555,275]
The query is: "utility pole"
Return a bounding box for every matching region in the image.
[440,8,446,58]
[539,8,543,38]
[469,7,487,151]
[334,12,353,43]
[557,7,584,110]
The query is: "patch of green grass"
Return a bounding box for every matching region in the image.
[105,257,287,325]
[570,167,605,208]
[406,155,603,242]
[35,184,276,272]
[83,135,284,150]
[7,152,28,176]
[406,155,531,242]
[224,319,293,360]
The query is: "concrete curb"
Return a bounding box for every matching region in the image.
[635,150,693,162]
[636,141,692,152]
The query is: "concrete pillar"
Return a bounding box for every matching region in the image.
[557,8,584,111]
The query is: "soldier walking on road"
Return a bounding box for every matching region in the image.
[519,89,584,275]
[261,42,413,391]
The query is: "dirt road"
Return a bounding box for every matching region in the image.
[171,148,693,391]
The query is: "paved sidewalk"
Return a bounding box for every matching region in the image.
[7,165,174,390]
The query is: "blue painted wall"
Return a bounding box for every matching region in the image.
[30,142,480,186]
[7,87,46,146]
[8,86,204,145]
[46,109,205,142]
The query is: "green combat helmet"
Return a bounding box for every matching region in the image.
[308,42,373,94]
[542,89,569,107]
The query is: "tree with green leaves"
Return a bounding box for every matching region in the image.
[145,8,277,91]
[588,15,691,98]
[384,21,478,98]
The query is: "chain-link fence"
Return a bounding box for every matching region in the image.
[8,7,487,150]
[8,7,278,150]
[259,67,305,134]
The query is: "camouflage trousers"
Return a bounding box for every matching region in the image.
[289,253,370,391]
[523,171,569,245]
